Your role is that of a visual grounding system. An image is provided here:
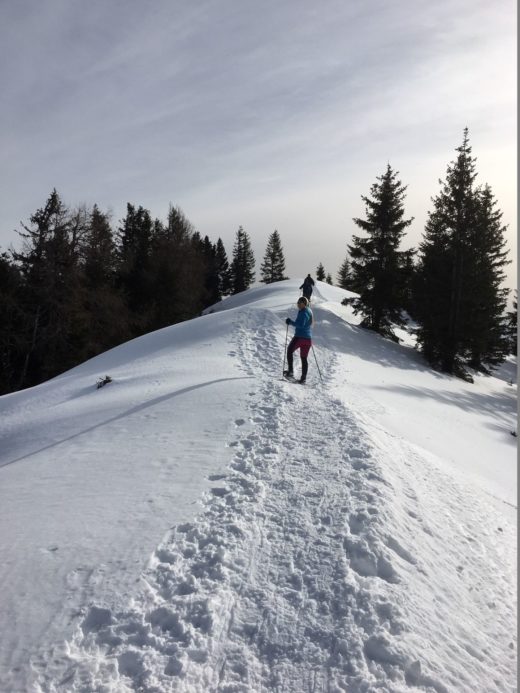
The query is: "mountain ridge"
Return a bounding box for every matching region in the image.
[0,279,516,692]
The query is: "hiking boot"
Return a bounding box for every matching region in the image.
[283,370,294,378]
[298,377,306,384]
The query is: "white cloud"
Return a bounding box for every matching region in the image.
[0,0,515,290]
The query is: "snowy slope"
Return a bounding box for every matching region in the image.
[0,279,516,693]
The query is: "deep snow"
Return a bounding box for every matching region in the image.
[0,279,516,692]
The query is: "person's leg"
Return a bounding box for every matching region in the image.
[299,340,311,382]
[300,355,308,381]
[285,337,297,375]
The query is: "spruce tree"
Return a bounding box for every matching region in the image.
[348,164,413,337]
[260,230,288,283]
[230,226,255,294]
[201,235,221,306]
[316,263,326,281]
[415,130,510,376]
[215,238,232,297]
[116,203,154,325]
[83,205,117,287]
[465,184,510,371]
[81,205,129,356]
[148,205,207,327]
[337,252,351,290]
[326,273,333,285]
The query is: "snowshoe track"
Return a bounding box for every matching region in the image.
[36,308,516,693]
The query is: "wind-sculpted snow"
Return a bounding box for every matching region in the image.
[34,305,516,692]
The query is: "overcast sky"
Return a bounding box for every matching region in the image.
[0,0,516,290]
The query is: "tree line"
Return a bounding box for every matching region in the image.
[0,129,516,394]
[0,196,288,394]
[336,129,516,380]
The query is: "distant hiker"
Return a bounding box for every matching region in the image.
[300,274,315,302]
[284,296,313,384]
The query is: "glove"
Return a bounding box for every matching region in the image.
[285,318,291,325]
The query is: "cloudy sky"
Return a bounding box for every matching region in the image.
[0,0,516,290]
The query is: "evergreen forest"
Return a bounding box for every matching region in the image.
[0,130,516,394]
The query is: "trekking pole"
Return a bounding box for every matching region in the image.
[282,324,289,377]
[311,345,324,384]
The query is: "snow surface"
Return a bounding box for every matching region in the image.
[0,279,516,693]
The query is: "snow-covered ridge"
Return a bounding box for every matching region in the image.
[0,280,516,692]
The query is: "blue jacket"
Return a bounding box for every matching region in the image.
[288,307,313,338]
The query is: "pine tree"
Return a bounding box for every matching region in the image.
[116,203,154,325]
[215,238,232,297]
[465,184,510,371]
[316,263,326,281]
[230,226,255,294]
[260,230,288,283]
[81,205,129,356]
[148,205,207,327]
[326,273,333,285]
[201,235,221,306]
[12,190,88,387]
[83,205,117,286]
[348,164,413,337]
[415,130,510,376]
[337,252,351,290]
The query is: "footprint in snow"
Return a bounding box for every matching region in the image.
[210,487,230,497]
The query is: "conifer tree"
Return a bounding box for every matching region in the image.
[326,273,333,285]
[230,226,255,294]
[337,253,351,290]
[117,203,154,324]
[465,184,510,371]
[148,205,207,327]
[215,238,232,297]
[415,130,510,376]
[12,190,88,387]
[260,230,288,283]
[201,235,221,306]
[316,263,326,281]
[348,164,413,337]
[81,205,129,356]
[166,204,194,245]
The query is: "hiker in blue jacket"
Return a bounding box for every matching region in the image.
[284,296,313,384]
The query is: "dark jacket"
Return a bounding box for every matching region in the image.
[300,277,315,295]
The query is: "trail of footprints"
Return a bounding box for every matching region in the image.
[48,308,424,692]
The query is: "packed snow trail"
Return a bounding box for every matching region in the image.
[34,306,516,692]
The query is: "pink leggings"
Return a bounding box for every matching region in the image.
[287,337,311,377]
